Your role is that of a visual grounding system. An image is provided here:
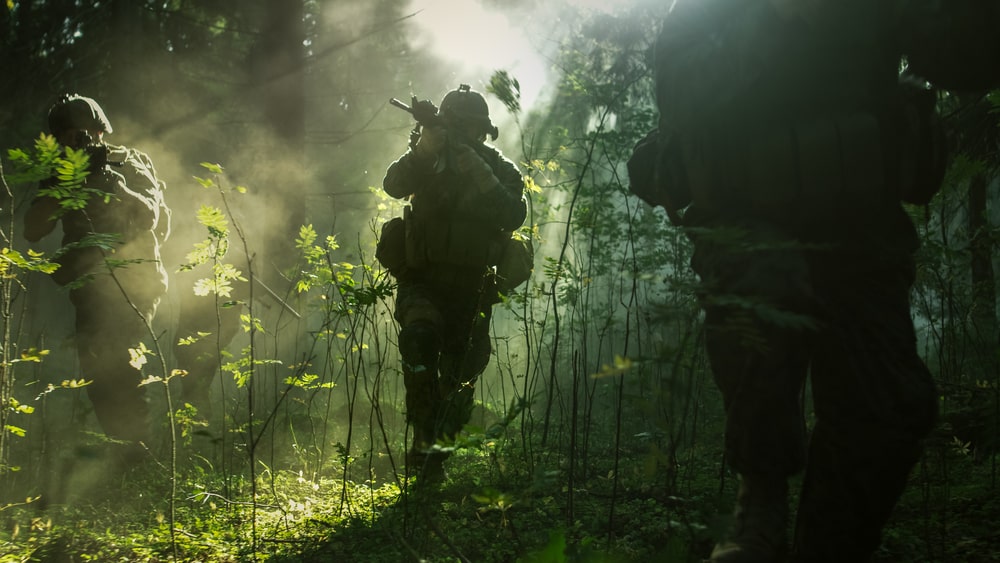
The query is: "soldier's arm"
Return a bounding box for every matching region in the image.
[491,153,527,231]
[473,150,526,231]
[452,144,526,230]
[128,148,171,241]
[382,150,439,199]
[23,196,60,242]
[383,126,446,199]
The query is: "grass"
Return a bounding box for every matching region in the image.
[0,431,722,563]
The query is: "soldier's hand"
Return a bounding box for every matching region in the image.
[414,125,446,161]
[454,145,498,192]
[411,99,438,124]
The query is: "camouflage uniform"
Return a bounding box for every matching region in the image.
[25,95,169,446]
[382,88,526,478]
[629,1,1000,560]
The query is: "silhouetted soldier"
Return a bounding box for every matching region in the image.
[24,94,169,454]
[628,1,1000,561]
[379,84,527,482]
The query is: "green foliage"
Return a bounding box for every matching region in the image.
[0,248,59,277]
[488,69,522,116]
[179,165,250,307]
[180,204,245,298]
[283,372,335,391]
[3,395,33,437]
[174,403,210,445]
[294,223,343,294]
[193,262,245,298]
[521,531,568,563]
[7,134,110,214]
[5,134,62,185]
[0,443,718,562]
[222,344,281,388]
[293,223,393,314]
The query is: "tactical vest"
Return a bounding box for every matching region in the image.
[402,203,504,271]
[54,144,169,287]
[632,0,947,223]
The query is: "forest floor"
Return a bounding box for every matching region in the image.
[1,432,998,562]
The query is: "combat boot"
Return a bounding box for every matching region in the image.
[710,473,790,563]
[404,390,446,484]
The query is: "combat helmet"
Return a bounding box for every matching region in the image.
[439,84,499,141]
[47,94,113,136]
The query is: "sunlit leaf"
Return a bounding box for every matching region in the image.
[524,176,542,194]
[592,354,633,379]
[199,162,224,174]
[139,374,163,386]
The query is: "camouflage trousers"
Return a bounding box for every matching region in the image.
[69,270,164,445]
[394,280,493,456]
[689,205,938,561]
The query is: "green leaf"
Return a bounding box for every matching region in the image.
[196,205,229,236]
[193,175,215,188]
[199,162,224,174]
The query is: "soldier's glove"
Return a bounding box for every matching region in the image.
[454,144,498,193]
[85,144,109,173]
[414,125,446,162]
[411,99,439,125]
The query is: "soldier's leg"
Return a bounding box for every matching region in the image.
[692,223,814,563]
[707,308,811,478]
[437,307,492,441]
[792,229,937,562]
[706,304,809,563]
[399,319,442,451]
[71,285,153,446]
[394,283,446,478]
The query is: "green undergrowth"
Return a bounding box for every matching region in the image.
[0,444,721,563]
[3,437,996,562]
[877,457,1000,563]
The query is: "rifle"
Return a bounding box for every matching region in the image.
[389,95,492,168]
[389,96,444,151]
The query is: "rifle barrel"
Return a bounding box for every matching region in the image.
[389,98,411,113]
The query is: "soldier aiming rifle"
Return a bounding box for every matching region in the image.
[377,84,528,484]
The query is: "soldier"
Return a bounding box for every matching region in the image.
[628,1,1000,561]
[24,94,170,454]
[380,84,526,483]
